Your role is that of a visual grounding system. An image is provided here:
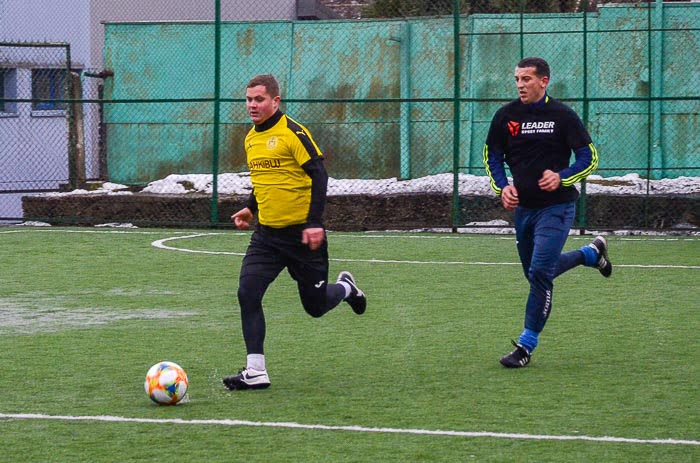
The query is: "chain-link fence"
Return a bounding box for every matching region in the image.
[1,0,698,230]
[0,43,70,218]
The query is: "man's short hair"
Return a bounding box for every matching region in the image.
[517,57,550,79]
[247,74,280,98]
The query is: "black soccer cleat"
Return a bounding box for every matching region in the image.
[500,340,531,368]
[337,271,367,315]
[223,368,270,391]
[588,236,612,278]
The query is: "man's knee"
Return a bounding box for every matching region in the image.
[299,288,328,318]
[237,285,250,305]
[238,276,266,309]
[527,265,555,287]
[301,296,327,318]
[303,305,326,318]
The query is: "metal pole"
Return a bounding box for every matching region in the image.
[645,1,653,227]
[451,0,461,231]
[519,0,525,59]
[211,0,222,226]
[65,44,77,190]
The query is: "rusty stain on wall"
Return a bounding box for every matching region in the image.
[237,28,256,57]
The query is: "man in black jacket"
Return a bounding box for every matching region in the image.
[483,57,612,368]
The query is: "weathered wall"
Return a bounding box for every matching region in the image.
[102,3,699,185]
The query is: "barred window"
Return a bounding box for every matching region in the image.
[0,68,5,112]
[1,68,18,114]
[31,68,68,111]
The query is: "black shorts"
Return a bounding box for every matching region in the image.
[240,224,329,288]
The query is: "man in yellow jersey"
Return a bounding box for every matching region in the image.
[223,74,366,391]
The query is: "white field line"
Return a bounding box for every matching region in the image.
[150,234,700,269]
[0,229,202,235]
[2,228,700,241]
[2,228,698,268]
[151,233,245,255]
[0,413,697,446]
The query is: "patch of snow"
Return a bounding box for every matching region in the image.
[17,221,52,227]
[586,174,700,195]
[101,182,129,191]
[94,223,138,228]
[36,172,700,197]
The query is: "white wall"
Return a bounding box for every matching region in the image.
[2,2,86,219]
[0,0,299,221]
[1,0,92,67]
[0,68,70,177]
[0,66,69,221]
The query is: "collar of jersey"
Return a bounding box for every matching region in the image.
[255,110,284,132]
[530,93,549,108]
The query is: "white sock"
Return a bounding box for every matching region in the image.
[339,281,352,298]
[247,354,266,372]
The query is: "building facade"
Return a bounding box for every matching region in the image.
[0,0,334,220]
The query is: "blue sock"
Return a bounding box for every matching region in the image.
[580,245,598,267]
[518,328,539,353]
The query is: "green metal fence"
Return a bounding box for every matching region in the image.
[3,0,698,230]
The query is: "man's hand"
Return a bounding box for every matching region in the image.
[501,185,519,211]
[538,169,561,192]
[232,207,253,230]
[302,227,325,251]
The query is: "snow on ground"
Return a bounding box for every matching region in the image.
[44,172,700,197]
[19,172,698,234]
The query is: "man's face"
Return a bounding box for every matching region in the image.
[246,85,280,124]
[514,66,548,104]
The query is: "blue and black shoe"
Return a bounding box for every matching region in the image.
[500,340,531,368]
[588,236,612,278]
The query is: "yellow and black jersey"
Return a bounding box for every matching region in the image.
[244,110,327,228]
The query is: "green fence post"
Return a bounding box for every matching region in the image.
[519,0,525,60]
[451,0,461,231]
[644,2,653,227]
[65,44,77,190]
[211,0,221,226]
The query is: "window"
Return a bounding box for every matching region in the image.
[1,68,18,114]
[32,68,68,111]
[0,68,5,112]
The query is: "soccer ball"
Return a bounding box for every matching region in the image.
[144,361,189,405]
